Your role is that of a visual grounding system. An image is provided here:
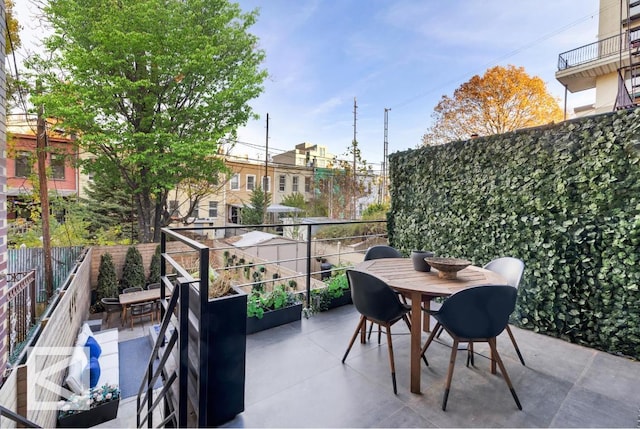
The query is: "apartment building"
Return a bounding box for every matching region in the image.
[176,156,315,234]
[556,0,640,115]
[6,116,79,220]
[271,142,335,169]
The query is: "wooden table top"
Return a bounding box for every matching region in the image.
[355,258,506,297]
[119,288,171,306]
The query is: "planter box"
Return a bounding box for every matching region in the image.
[57,399,119,428]
[327,292,352,309]
[199,287,248,426]
[246,303,303,334]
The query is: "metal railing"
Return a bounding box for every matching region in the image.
[558,29,640,71]
[0,404,41,428]
[136,220,387,427]
[167,220,387,308]
[6,271,36,361]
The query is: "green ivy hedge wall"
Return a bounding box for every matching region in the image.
[388,109,640,359]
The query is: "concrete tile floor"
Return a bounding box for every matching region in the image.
[96,305,640,428]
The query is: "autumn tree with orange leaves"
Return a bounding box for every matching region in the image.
[422,65,563,146]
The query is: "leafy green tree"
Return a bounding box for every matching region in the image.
[121,246,145,292]
[281,193,306,212]
[241,186,271,226]
[27,0,267,242]
[362,203,389,219]
[96,252,118,302]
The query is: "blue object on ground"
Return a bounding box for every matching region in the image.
[118,337,162,399]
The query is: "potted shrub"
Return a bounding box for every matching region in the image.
[246,284,303,334]
[147,245,161,285]
[120,246,145,292]
[94,252,118,313]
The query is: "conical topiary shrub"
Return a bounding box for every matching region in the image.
[121,246,145,293]
[147,245,161,285]
[97,252,118,304]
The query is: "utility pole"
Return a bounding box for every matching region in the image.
[263,113,269,224]
[352,97,357,220]
[382,108,390,203]
[36,83,54,299]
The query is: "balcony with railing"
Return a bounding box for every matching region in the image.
[556,28,640,92]
[1,221,639,428]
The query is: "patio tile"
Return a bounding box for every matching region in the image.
[549,385,638,428]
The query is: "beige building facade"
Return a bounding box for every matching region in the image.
[556,0,640,115]
[271,142,335,169]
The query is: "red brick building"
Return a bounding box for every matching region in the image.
[6,129,78,220]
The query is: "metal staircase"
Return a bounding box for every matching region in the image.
[616,0,640,109]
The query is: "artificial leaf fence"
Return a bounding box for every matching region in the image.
[389,108,640,359]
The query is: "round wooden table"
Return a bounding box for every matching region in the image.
[355,258,506,394]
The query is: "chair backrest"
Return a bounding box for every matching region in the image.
[346,270,407,322]
[363,245,402,261]
[131,301,154,315]
[483,257,524,288]
[123,286,143,294]
[436,285,517,339]
[101,298,121,311]
[147,283,161,290]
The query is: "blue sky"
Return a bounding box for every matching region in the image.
[14,1,601,170]
[232,0,600,168]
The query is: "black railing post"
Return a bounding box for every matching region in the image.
[305,223,312,309]
[198,246,210,427]
[29,272,36,325]
[178,280,189,427]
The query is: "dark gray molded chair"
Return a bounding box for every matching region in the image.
[483,257,526,366]
[101,298,122,325]
[341,270,417,394]
[146,283,161,290]
[420,285,522,411]
[123,286,143,293]
[363,245,409,342]
[364,245,402,260]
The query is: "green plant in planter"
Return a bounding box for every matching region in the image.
[247,284,301,319]
[310,273,349,312]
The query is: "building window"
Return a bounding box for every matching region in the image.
[247,175,256,191]
[262,176,271,192]
[15,152,31,178]
[305,177,311,193]
[230,173,239,190]
[208,201,218,218]
[278,175,286,192]
[51,155,65,180]
[292,176,299,192]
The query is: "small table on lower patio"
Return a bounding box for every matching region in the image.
[118,287,171,323]
[354,257,506,394]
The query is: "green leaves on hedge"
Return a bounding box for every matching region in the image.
[389,109,640,359]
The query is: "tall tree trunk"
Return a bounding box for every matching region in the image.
[136,193,154,243]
